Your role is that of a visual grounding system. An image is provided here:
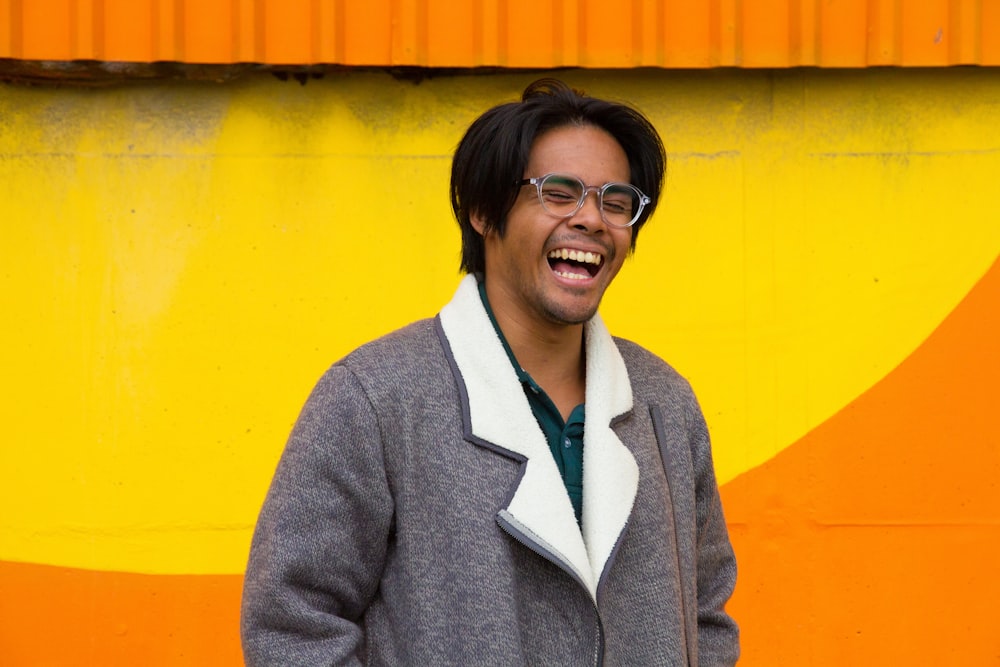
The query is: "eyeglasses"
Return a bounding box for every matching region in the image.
[518,173,651,228]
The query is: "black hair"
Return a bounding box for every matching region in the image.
[450,78,666,274]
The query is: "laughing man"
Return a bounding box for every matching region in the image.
[241,79,739,666]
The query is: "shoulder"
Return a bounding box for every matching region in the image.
[613,337,691,393]
[342,318,443,369]
[320,317,454,403]
[612,336,706,425]
[289,318,455,443]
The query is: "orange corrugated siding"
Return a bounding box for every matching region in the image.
[1,0,998,68]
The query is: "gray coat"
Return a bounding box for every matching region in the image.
[241,276,738,666]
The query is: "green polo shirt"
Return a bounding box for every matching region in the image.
[478,281,585,524]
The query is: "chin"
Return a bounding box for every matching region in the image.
[536,283,607,325]
[543,301,601,325]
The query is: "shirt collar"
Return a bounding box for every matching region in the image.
[477,277,536,387]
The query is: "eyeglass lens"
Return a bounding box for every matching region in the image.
[538,174,640,227]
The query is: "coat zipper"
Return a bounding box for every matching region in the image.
[496,512,605,665]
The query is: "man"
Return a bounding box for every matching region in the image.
[241,79,739,666]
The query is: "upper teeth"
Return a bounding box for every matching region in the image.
[548,249,603,266]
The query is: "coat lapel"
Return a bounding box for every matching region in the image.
[580,315,639,593]
[438,275,638,600]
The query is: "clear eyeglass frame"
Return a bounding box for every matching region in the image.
[518,172,651,228]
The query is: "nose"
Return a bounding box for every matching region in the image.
[570,187,605,232]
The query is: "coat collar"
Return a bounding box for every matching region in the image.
[438,275,639,599]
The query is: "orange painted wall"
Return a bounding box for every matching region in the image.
[0,563,242,666]
[2,0,999,66]
[725,254,1000,665]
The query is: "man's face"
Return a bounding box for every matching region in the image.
[474,124,634,330]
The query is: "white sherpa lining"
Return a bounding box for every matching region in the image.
[438,275,639,600]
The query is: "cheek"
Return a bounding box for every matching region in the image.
[604,231,633,275]
[612,229,633,258]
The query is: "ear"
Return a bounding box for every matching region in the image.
[470,211,489,236]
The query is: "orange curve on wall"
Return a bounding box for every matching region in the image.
[721,254,1000,665]
[1,255,996,665]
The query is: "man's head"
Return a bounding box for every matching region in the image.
[451,79,666,276]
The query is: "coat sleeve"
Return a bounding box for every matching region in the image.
[687,395,740,666]
[241,364,393,667]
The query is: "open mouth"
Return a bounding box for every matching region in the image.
[547,248,603,281]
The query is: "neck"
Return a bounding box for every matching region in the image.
[484,283,587,419]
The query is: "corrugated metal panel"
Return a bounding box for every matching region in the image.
[1,0,998,67]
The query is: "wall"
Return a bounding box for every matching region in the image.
[1,68,998,665]
[4,0,1000,66]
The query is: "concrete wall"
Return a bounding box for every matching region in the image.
[1,68,998,664]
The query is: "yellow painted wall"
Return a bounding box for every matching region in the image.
[1,68,998,664]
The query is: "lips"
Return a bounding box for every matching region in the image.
[547,247,604,280]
